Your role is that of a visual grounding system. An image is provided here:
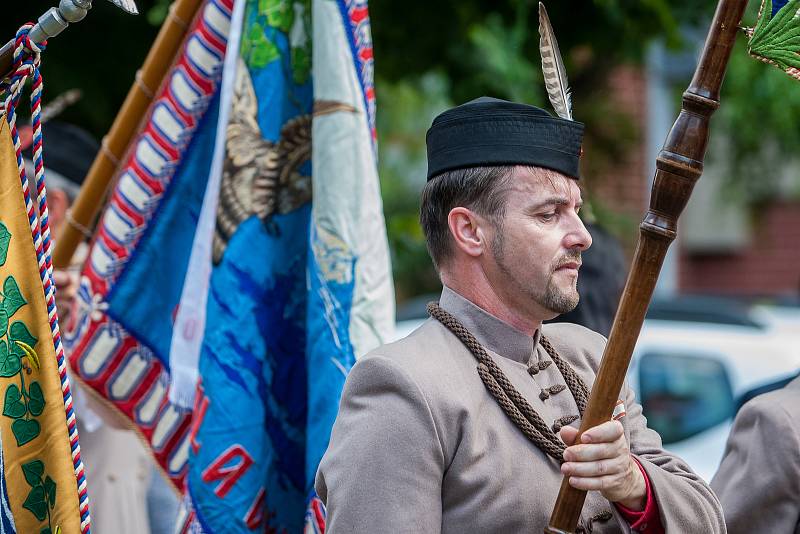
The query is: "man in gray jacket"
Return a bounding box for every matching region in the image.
[315,97,725,533]
[711,375,800,533]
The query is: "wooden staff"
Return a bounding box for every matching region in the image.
[544,0,750,532]
[52,0,204,269]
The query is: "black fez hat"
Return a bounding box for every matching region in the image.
[425,97,584,180]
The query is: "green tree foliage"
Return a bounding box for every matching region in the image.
[377,73,452,300]
[372,0,709,299]
[714,0,800,202]
[0,0,708,140]
[7,0,797,301]
[369,0,707,91]
[0,1,162,138]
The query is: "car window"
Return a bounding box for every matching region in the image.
[645,296,764,329]
[638,352,734,444]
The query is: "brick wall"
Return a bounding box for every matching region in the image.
[589,65,650,230]
[679,200,800,296]
[590,65,800,298]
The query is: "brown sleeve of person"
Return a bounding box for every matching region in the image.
[711,387,800,534]
[315,355,445,534]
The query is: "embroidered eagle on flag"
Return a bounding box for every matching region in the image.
[213,58,312,263]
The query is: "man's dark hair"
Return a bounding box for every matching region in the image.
[420,165,515,270]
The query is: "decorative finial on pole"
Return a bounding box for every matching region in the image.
[29,0,138,45]
[0,0,138,81]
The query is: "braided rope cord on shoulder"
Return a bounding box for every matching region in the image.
[540,336,590,414]
[428,302,591,462]
[427,302,614,528]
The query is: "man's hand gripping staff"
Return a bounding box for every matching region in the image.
[545,0,751,531]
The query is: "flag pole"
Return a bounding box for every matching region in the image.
[52,0,205,269]
[544,0,749,531]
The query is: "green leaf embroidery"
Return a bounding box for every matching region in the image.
[245,24,281,69]
[9,321,37,349]
[0,221,56,527]
[2,276,26,318]
[9,339,24,362]
[0,224,10,267]
[28,382,45,417]
[21,461,57,529]
[23,486,47,521]
[0,341,21,378]
[12,418,40,446]
[22,460,44,488]
[44,476,56,508]
[263,0,294,33]
[0,309,8,339]
[3,384,26,419]
[752,0,775,42]
[0,222,57,529]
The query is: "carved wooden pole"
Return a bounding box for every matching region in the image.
[545,0,750,532]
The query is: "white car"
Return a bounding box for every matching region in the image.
[628,318,800,481]
[393,302,800,482]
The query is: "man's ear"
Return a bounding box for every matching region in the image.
[447,207,486,258]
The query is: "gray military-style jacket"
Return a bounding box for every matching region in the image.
[316,287,725,533]
[711,376,800,534]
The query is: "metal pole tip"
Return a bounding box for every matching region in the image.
[106,0,139,14]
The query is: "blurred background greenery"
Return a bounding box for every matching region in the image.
[4,0,800,301]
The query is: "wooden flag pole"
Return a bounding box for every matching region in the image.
[544,0,749,531]
[52,0,205,269]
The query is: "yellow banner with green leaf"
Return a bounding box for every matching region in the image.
[0,117,83,533]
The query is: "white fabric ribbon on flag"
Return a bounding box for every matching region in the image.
[311,0,395,359]
[168,0,247,408]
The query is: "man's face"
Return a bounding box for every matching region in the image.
[485,167,592,321]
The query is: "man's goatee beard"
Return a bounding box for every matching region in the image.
[540,281,579,314]
[491,233,581,315]
[540,250,582,314]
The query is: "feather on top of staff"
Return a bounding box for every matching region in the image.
[107,0,139,15]
[538,2,572,120]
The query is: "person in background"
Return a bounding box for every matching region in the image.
[711,374,800,533]
[23,121,176,534]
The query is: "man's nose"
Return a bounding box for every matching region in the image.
[565,215,592,250]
